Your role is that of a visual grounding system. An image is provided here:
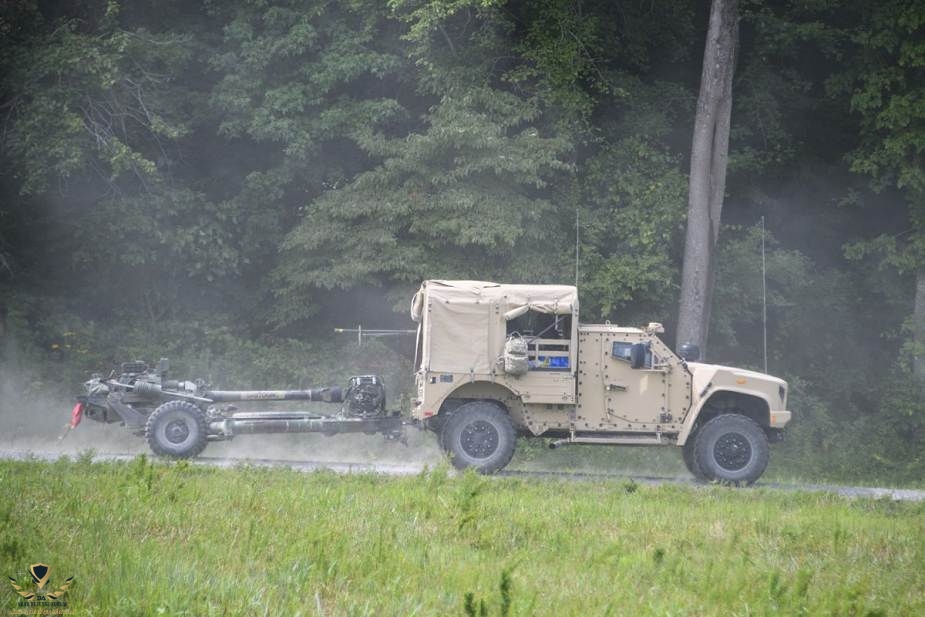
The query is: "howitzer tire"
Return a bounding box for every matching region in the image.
[693,413,769,485]
[682,431,708,481]
[145,400,208,459]
[441,401,515,474]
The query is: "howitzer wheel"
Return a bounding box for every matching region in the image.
[145,400,208,459]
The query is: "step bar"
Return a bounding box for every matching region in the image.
[548,431,677,448]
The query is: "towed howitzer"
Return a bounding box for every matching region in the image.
[73,358,405,458]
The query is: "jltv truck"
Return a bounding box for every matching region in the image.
[411,280,791,484]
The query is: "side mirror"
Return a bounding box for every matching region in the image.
[678,343,701,362]
[630,343,648,369]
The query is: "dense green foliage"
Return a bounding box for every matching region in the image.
[1,0,923,482]
[2,458,924,615]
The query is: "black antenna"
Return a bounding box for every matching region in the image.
[575,209,580,288]
[761,216,768,373]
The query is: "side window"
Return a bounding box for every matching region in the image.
[611,341,653,368]
[507,311,571,371]
[506,311,569,339]
[612,342,633,362]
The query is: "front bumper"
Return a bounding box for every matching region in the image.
[769,410,792,429]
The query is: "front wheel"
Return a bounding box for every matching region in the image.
[440,401,516,474]
[145,400,209,459]
[681,432,708,481]
[693,414,769,485]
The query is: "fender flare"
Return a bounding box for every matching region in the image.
[678,387,773,445]
[434,381,522,413]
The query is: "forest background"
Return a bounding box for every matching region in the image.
[1,0,922,484]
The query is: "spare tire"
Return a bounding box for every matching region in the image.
[145,400,208,459]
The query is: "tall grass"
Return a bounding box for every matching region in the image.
[1,457,923,616]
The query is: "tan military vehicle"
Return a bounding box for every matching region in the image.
[410,280,792,483]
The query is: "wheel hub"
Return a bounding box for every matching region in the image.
[713,432,751,471]
[460,420,499,458]
[165,419,190,444]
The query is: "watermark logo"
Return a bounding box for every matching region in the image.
[7,563,74,615]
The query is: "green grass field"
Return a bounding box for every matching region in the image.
[1,457,923,616]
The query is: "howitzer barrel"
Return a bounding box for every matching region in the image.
[123,380,212,404]
[205,388,343,403]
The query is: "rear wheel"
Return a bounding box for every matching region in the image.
[440,401,516,474]
[145,400,208,459]
[693,413,769,485]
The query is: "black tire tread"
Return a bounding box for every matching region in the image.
[681,431,708,481]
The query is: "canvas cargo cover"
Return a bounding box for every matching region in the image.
[411,280,578,320]
[412,280,578,373]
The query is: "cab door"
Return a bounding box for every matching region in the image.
[600,335,669,428]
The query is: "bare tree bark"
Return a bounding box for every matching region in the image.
[676,0,739,357]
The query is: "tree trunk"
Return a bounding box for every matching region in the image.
[676,0,739,358]
[915,265,925,386]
